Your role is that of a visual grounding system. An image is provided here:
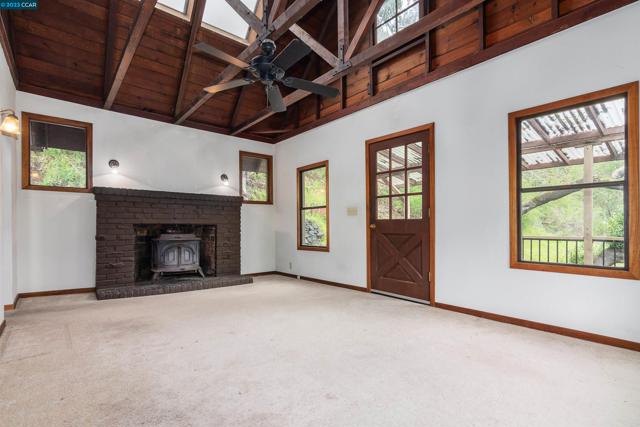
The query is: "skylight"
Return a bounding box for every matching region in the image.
[203,0,259,41]
[159,0,188,14]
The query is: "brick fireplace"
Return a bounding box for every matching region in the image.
[93,187,252,300]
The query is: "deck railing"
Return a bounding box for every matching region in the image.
[521,236,624,267]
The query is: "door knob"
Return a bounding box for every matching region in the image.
[369,224,376,229]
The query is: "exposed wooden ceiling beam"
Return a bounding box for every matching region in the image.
[337,0,349,61]
[225,0,265,34]
[247,0,265,42]
[233,0,485,134]
[289,24,339,67]
[175,0,323,125]
[268,0,288,25]
[104,0,157,109]
[345,0,384,61]
[0,11,18,87]
[103,0,118,98]
[175,0,206,116]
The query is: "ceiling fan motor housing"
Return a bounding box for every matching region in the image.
[249,40,285,83]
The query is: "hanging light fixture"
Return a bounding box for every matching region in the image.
[0,109,20,138]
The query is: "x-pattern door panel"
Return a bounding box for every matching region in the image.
[369,131,430,301]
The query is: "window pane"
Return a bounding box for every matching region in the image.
[377,197,390,220]
[241,155,269,202]
[397,3,419,31]
[377,174,390,196]
[203,0,257,39]
[391,145,405,169]
[159,0,187,13]
[302,166,326,208]
[29,121,87,188]
[397,0,418,11]
[376,20,396,43]
[408,169,422,193]
[376,0,396,25]
[302,208,327,247]
[520,186,625,268]
[377,149,390,172]
[408,195,422,219]
[391,196,405,219]
[391,171,405,194]
[520,95,626,189]
[407,142,422,168]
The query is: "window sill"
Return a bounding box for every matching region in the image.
[22,185,92,194]
[510,260,640,280]
[298,245,330,252]
[242,200,273,205]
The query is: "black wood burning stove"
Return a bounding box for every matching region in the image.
[151,233,205,280]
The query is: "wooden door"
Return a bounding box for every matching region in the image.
[368,129,431,301]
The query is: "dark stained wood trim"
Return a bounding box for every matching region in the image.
[271,271,369,292]
[273,0,638,143]
[297,160,330,252]
[478,2,485,51]
[21,112,94,193]
[175,0,207,116]
[365,123,435,302]
[345,0,385,61]
[0,320,5,339]
[436,302,640,352]
[552,0,560,19]
[104,0,158,109]
[239,150,274,204]
[103,0,118,99]
[248,270,279,276]
[508,82,640,280]
[175,0,323,125]
[0,10,18,87]
[19,287,95,299]
[3,293,19,311]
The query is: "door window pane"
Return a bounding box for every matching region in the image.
[391,196,405,219]
[407,169,422,193]
[377,198,390,220]
[377,174,390,196]
[408,195,422,219]
[407,142,422,168]
[391,171,405,194]
[391,145,405,170]
[377,149,390,172]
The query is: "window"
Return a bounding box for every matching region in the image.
[240,151,273,204]
[375,0,420,43]
[375,141,424,220]
[203,0,258,41]
[297,161,329,251]
[158,0,188,14]
[22,113,93,193]
[509,82,639,279]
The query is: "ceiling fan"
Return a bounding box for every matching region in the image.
[195,38,339,113]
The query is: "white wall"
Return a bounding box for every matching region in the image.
[274,3,640,342]
[0,47,17,321]
[13,92,276,296]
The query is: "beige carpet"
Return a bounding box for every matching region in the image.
[0,275,638,427]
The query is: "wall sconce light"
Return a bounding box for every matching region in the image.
[0,109,20,138]
[109,159,120,174]
[220,173,229,185]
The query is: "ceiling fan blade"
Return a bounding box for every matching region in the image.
[204,79,253,94]
[194,42,251,69]
[282,77,339,98]
[266,85,286,113]
[271,39,311,71]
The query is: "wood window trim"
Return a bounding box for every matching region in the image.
[508,82,640,280]
[297,160,330,252]
[21,112,93,193]
[239,150,273,205]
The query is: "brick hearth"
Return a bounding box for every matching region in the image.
[93,187,252,300]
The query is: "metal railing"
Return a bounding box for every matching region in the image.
[521,236,624,267]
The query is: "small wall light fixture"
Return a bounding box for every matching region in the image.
[220,173,229,185]
[0,109,20,138]
[108,159,120,174]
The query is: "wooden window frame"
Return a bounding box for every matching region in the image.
[239,151,273,205]
[21,112,93,193]
[297,160,330,252]
[374,0,422,44]
[508,82,640,280]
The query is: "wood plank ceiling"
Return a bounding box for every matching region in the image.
[0,0,635,143]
